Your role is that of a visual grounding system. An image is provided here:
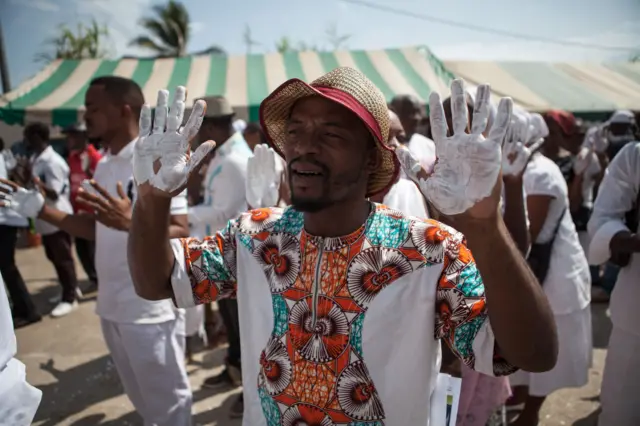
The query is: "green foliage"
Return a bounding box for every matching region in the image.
[130,0,191,57]
[36,20,109,63]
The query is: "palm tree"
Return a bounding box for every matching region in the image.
[130,0,190,57]
[36,20,110,63]
[275,36,293,54]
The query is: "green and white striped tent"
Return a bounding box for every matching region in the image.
[445,60,640,116]
[0,46,454,128]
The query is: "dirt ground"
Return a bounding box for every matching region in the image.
[13,245,608,426]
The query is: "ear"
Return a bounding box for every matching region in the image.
[122,104,134,121]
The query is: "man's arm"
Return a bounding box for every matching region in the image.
[169,214,190,238]
[0,178,96,240]
[38,205,96,240]
[129,195,175,300]
[129,192,239,304]
[452,217,557,373]
[502,178,530,255]
[588,142,640,265]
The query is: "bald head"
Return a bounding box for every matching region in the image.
[388,110,407,144]
[390,94,422,139]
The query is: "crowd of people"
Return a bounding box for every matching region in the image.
[0,66,638,426]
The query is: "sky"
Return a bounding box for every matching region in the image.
[1,0,639,89]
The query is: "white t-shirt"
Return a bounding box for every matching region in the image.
[93,140,188,324]
[524,153,591,315]
[30,146,73,235]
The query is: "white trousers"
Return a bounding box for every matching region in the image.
[101,314,192,426]
[598,326,640,426]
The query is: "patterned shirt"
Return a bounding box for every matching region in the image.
[170,204,515,425]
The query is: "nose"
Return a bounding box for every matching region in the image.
[287,129,322,158]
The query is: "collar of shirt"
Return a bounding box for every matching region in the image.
[105,139,136,162]
[31,145,54,164]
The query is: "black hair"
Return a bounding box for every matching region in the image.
[0,137,4,151]
[24,122,50,142]
[89,76,145,120]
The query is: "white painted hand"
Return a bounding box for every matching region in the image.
[135,86,216,197]
[502,139,543,177]
[0,179,44,218]
[246,144,280,208]
[419,80,511,216]
[502,111,542,177]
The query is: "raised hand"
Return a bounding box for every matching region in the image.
[423,80,511,218]
[0,178,44,218]
[135,86,216,198]
[246,144,280,208]
[77,180,132,231]
[502,112,543,178]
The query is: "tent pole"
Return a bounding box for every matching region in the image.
[0,20,11,94]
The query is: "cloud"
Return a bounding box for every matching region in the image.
[10,0,60,12]
[434,20,640,62]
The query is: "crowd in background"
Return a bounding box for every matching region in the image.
[1,72,639,426]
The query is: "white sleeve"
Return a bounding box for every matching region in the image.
[0,276,42,426]
[587,143,640,265]
[170,190,188,216]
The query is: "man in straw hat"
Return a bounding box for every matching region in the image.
[68,68,557,423]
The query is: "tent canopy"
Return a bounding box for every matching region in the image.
[0,46,454,128]
[444,60,640,116]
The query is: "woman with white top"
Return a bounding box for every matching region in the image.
[509,112,592,426]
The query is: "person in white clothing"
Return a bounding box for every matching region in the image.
[588,141,640,425]
[508,114,592,426]
[0,143,41,327]
[370,110,428,218]
[24,122,80,318]
[0,77,193,426]
[389,94,437,175]
[189,96,251,418]
[0,272,42,426]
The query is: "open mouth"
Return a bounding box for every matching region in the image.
[290,162,325,179]
[293,170,323,177]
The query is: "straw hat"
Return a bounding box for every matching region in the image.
[259,67,399,198]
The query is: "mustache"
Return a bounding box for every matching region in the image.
[287,156,330,175]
